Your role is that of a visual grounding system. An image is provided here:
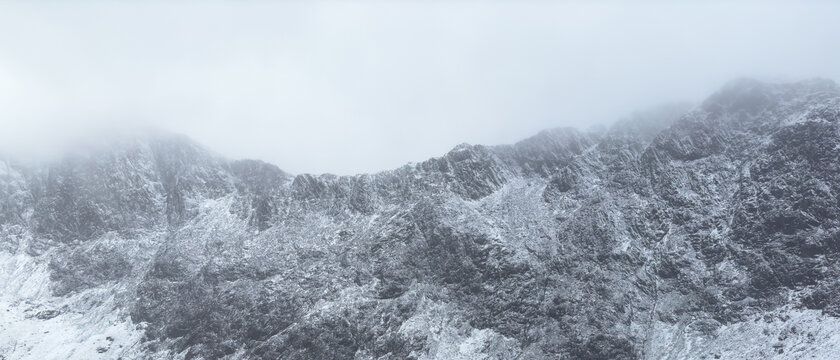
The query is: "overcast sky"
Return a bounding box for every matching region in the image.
[1,1,839,175]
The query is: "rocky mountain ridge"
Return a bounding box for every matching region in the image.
[2,78,840,359]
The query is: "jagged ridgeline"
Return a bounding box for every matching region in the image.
[2,79,840,359]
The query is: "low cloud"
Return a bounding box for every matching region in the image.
[1,1,838,174]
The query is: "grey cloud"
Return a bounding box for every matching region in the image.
[0,1,838,174]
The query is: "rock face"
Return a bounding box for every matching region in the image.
[2,79,840,359]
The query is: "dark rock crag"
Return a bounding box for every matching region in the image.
[2,79,840,359]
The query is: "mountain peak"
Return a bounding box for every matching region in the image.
[4,79,840,359]
[701,77,839,116]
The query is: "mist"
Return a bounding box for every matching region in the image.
[1,1,838,175]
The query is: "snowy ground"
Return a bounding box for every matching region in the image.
[0,252,147,360]
[648,306,840,359]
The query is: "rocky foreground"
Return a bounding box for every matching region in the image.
[2,78,840,359]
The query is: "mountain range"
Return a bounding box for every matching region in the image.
[2,78,840,359]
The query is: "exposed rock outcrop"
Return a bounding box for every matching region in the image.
[2,79,840,359]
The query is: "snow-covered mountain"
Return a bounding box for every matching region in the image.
[2,78,840,359]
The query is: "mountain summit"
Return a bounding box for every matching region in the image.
[2,79,840,359]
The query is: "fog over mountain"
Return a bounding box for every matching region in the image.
[3,2,840,360]
[2,78,840,359]
[1,1,840,174]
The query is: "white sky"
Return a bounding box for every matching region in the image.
[1,1,839,175]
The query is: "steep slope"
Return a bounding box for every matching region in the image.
[1,79,839,359]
